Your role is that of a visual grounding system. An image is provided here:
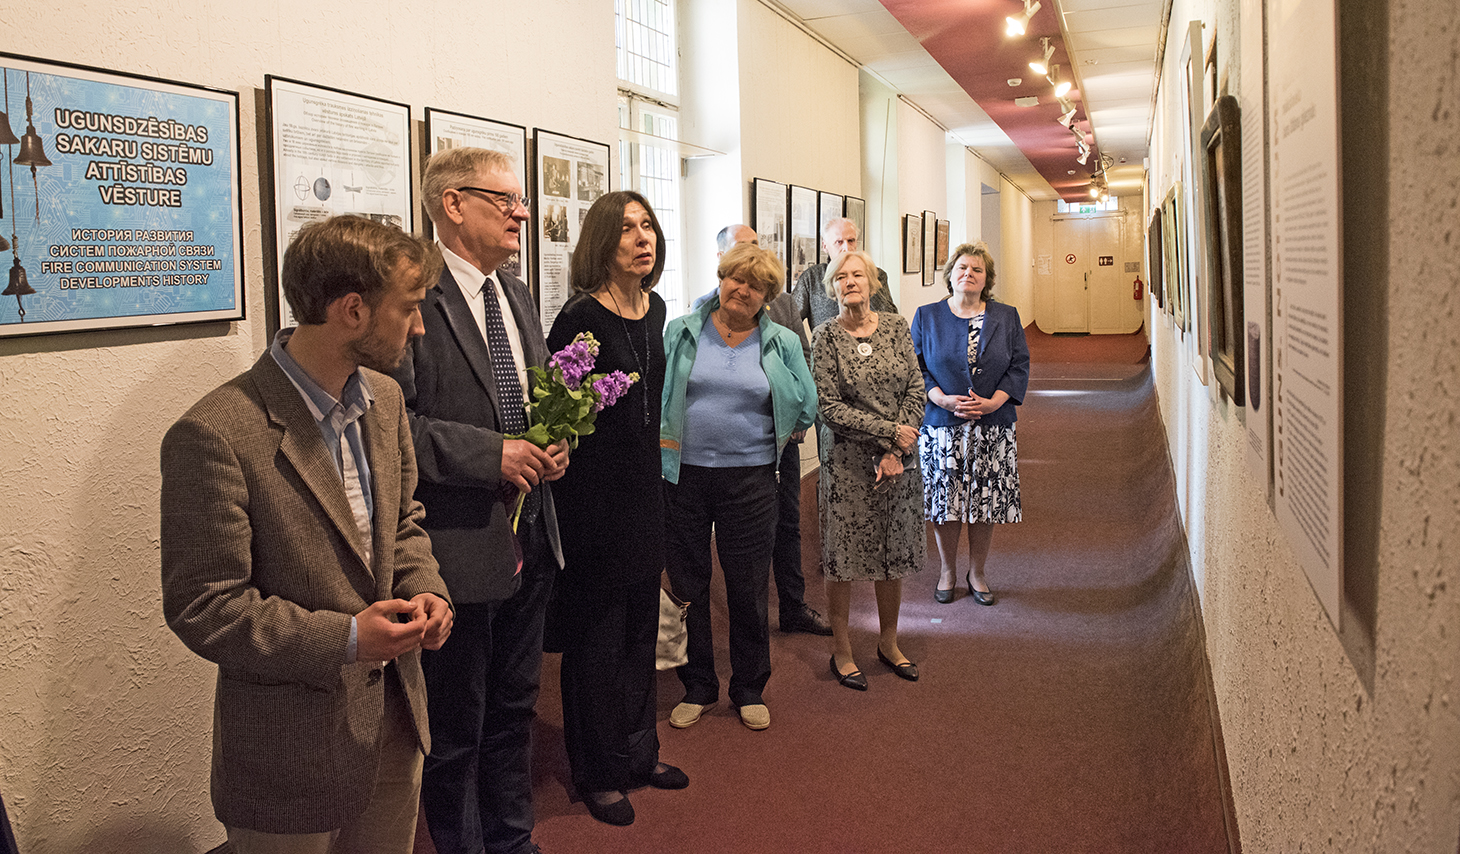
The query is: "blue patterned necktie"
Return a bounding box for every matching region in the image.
[480,274,539,533]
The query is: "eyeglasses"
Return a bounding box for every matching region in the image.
[456,186,531,215]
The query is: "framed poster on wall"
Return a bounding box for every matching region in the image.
[0,53,244,338]
[935,220,950,270]
[921,211,937,286]
[265,75,412,331]
[1201,94,1244,405]
[788,184,817,288]
[424,108,529,281]
[533,128,608,332]
[844,196,865,244]
[752,178,788,280]
[817,191,843,263]
[903,214,921,276]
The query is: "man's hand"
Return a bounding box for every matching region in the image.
[412,592,454,651]
[500,439,556,492]
[543,439,570,482]
[356,599,426,661]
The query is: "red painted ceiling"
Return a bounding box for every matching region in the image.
[879,0,1102,200]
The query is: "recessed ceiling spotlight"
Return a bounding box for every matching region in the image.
[1068,170,1076,175]
[1005,0,1041,37]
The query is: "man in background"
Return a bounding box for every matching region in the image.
[789,216,899,329]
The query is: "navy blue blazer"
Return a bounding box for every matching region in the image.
[909,298,1029,430]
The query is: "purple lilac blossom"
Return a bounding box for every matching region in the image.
[550,334,599,388]
[591,371,638,412]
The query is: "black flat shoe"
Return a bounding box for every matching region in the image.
[830,655,867,691]
[584,791,635,826]
[933,586,955,604]
[966,572,996,606]
[876,646,919,681]
[636,763,689,790]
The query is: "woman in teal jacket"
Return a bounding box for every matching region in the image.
[660,243,817,733]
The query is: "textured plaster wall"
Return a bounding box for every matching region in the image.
[0,2,615,852]
[1148,0,1460,849]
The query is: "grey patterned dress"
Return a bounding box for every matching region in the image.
[811,312,928,582]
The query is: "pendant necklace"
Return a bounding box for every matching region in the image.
[608,287,651,428]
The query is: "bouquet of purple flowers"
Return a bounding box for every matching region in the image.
[505,332,638,529]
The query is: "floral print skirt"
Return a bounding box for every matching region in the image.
[919,422,1022,524]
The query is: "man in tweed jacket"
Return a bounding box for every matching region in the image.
[161,216,453,853]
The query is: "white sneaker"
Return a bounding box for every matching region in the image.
[670,701,711,728]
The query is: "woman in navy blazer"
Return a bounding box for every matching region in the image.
[910,242,1029,605]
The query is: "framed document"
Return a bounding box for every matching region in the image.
[0,53,243,338]
[1201,95,1244,405]
[903,214,921,275]
[843,196,865,245]
[788,184,817,288]
[424,108,529,281]
[265,76,412,330]
[533,128,609,331]
[934,219,950,273]
[921,211,937,286]
[751,178,788,281]
[816,191,843,263]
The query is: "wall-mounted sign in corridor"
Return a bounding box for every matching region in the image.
[1065,253,1076,264]
[1099,255,1114,266]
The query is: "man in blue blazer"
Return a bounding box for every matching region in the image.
[390,147,567,854]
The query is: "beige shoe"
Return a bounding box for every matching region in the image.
[738,703,770,731]
[670,701,711,728]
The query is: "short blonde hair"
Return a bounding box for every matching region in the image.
[822,250,880,299]
[717,243,785,298]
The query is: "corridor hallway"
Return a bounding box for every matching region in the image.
[423,327,1239,853]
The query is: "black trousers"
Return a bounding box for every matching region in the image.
[558,574,661,794]
[771,439,808,620]
[421,517,554,854]
[665,463,778,707]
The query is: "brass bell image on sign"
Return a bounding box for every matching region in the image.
[3,257,36,320]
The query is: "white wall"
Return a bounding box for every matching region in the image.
[0,2,615,852]
[1147,0,1460,849]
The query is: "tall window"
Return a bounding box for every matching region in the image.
[616,0,685,318]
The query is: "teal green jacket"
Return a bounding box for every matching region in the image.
[661,296,819,484]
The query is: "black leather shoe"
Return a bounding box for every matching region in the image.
[637,763,689,790]
[876,646,919,681]
[830,655,868,691]
[781,603,833,635]
[933,586,955,603]
[584,791,635,826]
[966,572,996,606]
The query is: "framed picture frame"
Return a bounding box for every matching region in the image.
[0,52,243,338]
[752,178,788,281]
[788,184,818,289]
[1148,207,1165,309]
[817,191,843,263]
[921,211,937,286]
[266,75,412,331]
[902,214,921,275]
[934,219,951,271]
[424,107,528,281]
[533,128,609,331]
[1201,94,1245,405]
[843,196,865,244]
[1162,183,1184,333]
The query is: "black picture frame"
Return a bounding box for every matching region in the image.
[532,128,610,331]
[1148,207,1165,309]
[752,178,788,284]
[423,107,529,281]
[902,214,921,275]
[1162,183,1184,333]
[1201,94,1245,405]
[935,220,950,270]
[789,184,818,288]
[921,211,937,286]
[817,191,843,264]
[844,196,865,244]
[0,52,244,339]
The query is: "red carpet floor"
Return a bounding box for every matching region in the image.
[416,328,1239,853]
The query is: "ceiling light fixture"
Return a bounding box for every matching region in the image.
[1058,105,1077,127]
[1029,37,1055,76]
[1005,0,1041,37]
[1076,148,1091,166]
[1048,64,1071,99]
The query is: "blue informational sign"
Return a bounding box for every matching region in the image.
[0,53,243,337]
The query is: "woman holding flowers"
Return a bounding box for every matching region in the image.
[660,243,818,734]
[546,191,684,827]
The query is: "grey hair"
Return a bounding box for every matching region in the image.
[821,216,858,241]
[422,147,516,223]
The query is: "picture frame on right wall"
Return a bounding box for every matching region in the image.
[1201,94,1245,405]
[903,214,921,275]
[921,211,937,286]
[844,196,866,244]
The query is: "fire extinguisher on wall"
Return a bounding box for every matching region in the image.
[1133,276,1144,300]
